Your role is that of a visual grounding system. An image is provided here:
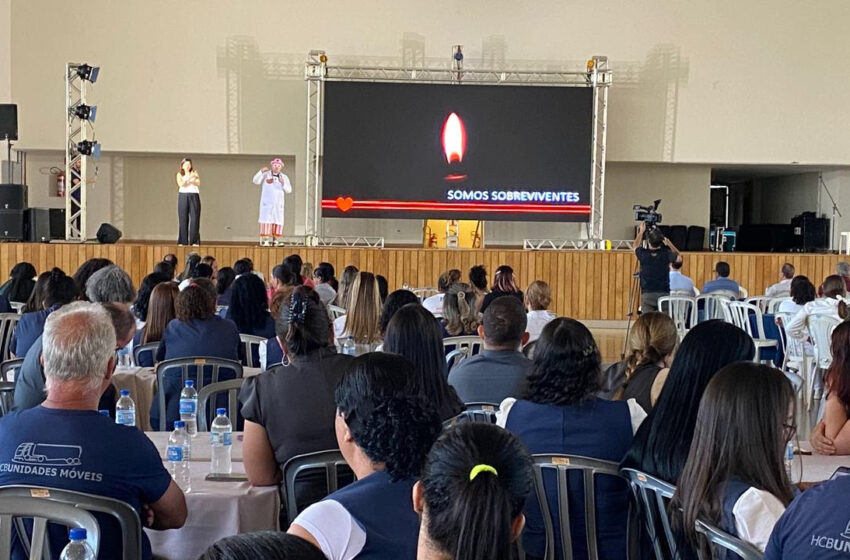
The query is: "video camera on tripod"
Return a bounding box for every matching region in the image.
[634,199,662,227]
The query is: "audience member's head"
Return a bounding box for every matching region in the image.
[780,262,795,279]
[646,228,665,248]
[493,265,519,293]
[415,423,533,560]
[822,274,847,299]
[524,318,601,405]
[300,263,313,280]
[22,271,50,313]
[233,258,253,276]
[229,274,270,332]
[42,302,116,396]
[153,260,175,279]
[178,252,201,282]
[313,263,335,287]
[283,255,304,285]
[142,282,179,344]
[85,265,136,304]
[827,321,850,412]
[621,321,755,483]
[5,261,36,303]
[525,280,552,312]
[625,312,677,374]
[344,271,382,344]
[714,261,730,278]
[216,267,236,295]
[336,265,359,308]
[194,263,213,280]
[134,272,171,321]
[789,275,816,305]
[162,253,178,269]
[379,289,419,335]
[200,532,325,560]
[41,268,79,309]
[670,261,683,271]
[176,278,217,321]
[275,286,331,358]
[102,301,137,349]
[837,262,850,278]
[383,304,461,420]
[201,255,218,276]
[72,257,113,298]
[479,296,528,351]
[271,264,295,290]
[437,269,462,293]
[335,353,442,480]
[442,283,479,337]
[376,275,388,303]
[672,362,795,552]
[469,264,488,293]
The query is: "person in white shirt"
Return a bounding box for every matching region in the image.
[668,261,695,296]
[524,280,556,344]
[251,158,292,247]
[776,275,815,317]
[784,275,848,339]
[765,263,795,298]
[670,362,795,553]
[422,269,461,318]
[175,158,201,246]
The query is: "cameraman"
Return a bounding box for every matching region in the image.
[633,222,682,312]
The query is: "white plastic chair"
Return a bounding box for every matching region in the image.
[239,334,267,369]
[9,302,23,314]
[727,301,779,363]
[738,286,749,299]
[746,296,773,314]
[695,293,735,323]
[767,297,791,314]
[412,287,438,301]
[657,296,695,340]
[444,336,483,372]
[328,305,346,320]
[807,314,841,415]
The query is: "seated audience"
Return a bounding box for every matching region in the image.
[468,264,489,302]
[153,259,175,280]
[0,303,186,559]
[440,283,479,337]
[376,274,388,303]
[259,290,289,369]
[378,289,420,336]
[13,302,136,412]
[178,262,213,291]
[701,261,742,296]
[177,252,201,282]
[288,353,442,560]
[621,321,755,483]
[241,287,352,506]
[133,272,171,328]
[619,312,677,412]
[312,263,337,306]
[85,264,137,305]
[766,263,795,297]
[226,273,275,338]
[785,274,848,339]
[162,253,179,273]
[200,532,325,560]
[152,279,243,429]
[671,363,795,554]
[216,266,236,307]
[448,296,531,404]
[383,304,464,421]
[319,262,338,291]
[11,268,77,357]
[777,275,816,316]
[0,261,36,303]
[524,280,556,343]
[133,282,179,367]
[20,270,49,313]
[499,318,646,559]
[233,258,253,277]
[334,265,359,308]
[668,261,695,295]
[201,255,218,277]
[480,265,524,314]
[72,257,112,299]
[414,423,533,560]
[818,261,850,296]
[817,321,850,455]
[333,271,382,346]
[301,262,313,281]
[422,269,461,317]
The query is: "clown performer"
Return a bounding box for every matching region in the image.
[252,158,292,246]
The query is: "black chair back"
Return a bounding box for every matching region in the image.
[621,468,678,560]
[282,450,353,524]
[154,357,243,431]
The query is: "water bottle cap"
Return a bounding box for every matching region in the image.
[185,380,195,387]
[119,390,130,397]
[216,408,227,415]
[174,420,185,428]
[98,410,109,417]
[69,527,87,540]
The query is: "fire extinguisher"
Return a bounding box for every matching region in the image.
[56,171,65,197]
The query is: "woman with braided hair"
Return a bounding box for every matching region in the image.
[619,311,677,412]
[241,286,352,508]
[440,282,479,337]
[497,317,647,560]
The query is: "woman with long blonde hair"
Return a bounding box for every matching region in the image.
[333,271,382,345]
[440,283,479,337]
[619,311,677,412]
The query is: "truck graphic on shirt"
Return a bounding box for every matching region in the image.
[13,443,82,466]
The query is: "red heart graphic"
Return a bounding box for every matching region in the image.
[335,197,354,212]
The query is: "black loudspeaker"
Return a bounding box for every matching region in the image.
[686,226,706,251]
[0,210,24,241]
[737,224,796,252]
[49,208,66,240]
[0,105,17,141]
[0,184,27,210]
[24,208,53,242]
[96,223,122,244]
[792,214,830,250]
[667,226,688,250]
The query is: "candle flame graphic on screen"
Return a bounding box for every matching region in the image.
[442,112,466,164]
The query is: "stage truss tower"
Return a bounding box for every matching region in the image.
[65,63,95,241]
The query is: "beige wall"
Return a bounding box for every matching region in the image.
[0,0,9,102]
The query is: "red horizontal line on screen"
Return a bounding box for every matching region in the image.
[322,199,591,214]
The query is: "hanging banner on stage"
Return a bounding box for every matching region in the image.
[321,81,592,222]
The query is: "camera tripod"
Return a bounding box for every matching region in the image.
[621,233,655,360]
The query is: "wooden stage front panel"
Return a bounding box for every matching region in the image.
[0,242,843,322]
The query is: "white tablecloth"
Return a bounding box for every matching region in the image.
[146,462,279,560]
[146,431,245,463]
[796,442,850,483]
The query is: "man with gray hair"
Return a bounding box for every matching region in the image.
[818,262,850,296]
[85,264,137,304]
[765,262,795,297]
[0,303,186,559]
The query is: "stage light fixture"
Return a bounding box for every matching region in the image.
[587,59,596,71]
[71,104,97,123]
[319,54,328,63]
[76,64,100,83]
[75,140,101,158]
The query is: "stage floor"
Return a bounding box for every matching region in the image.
[0,241,843,322]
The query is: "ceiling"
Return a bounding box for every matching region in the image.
[711,164,850,184]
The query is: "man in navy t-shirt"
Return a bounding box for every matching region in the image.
[0,302,186,559]
[765,475,850,559]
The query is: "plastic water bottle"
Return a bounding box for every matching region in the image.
[342,336,356,356]
[60,528,95,560]
[210,408,233,475]
[168,421,191,493]
[179,380,198,436]
[784,441,795,481]
[115,390,136,427]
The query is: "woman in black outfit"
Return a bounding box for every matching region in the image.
[480,265,524,314]
[226,274,275,338]
[0,262,36,304]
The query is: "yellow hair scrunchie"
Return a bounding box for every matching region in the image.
[469,464,499,481]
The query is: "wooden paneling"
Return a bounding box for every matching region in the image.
[1,243,843,321]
